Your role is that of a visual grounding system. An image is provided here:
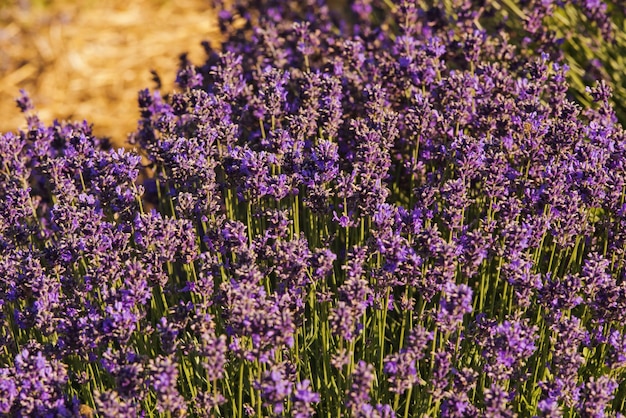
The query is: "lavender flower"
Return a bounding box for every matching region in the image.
[483,384,514,418]
[5,348,73,416]
[95,390,139,417]
[430,351,452,401]
[292,379,320,418]
[147,356,186,415]
[607,329,626,370]
[15,89,35,113]
[436,282,473,333]
[0,368,17,414]
[476,316,538,382]
[577,376,618,418]
[255,364,293,414]
[542,315,588,405]
[346,361,375,413]
[330,246,372,341]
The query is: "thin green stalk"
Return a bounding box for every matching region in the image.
[237,361,244,418]
[378,286,391,377]
[403,386,414,418]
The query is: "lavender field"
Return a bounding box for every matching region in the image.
[2,0,626,416]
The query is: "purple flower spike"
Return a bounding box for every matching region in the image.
[346,361,375,413]
[484,384,514,417]
[176,59,204,89]
[15,89,34,113]
[437,282,473,333]
[476,316,538,382]
[577,376,618,418]
[292,379,320,418]
[255,364,293,414]
[147,356,186,414]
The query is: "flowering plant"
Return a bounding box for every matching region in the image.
[2,0,626,416]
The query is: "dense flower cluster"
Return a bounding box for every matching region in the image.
[1,0,626,416]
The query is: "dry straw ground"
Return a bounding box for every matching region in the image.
[0,0,220,147]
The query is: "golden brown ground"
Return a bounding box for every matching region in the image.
[0,0,219,147]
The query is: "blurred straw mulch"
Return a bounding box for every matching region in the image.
[0,0,220,147]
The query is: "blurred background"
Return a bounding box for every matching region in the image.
[0,0,219,147]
